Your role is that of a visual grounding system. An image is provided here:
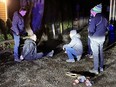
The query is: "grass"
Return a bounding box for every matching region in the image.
[0,34,13,42]
[0,34,14,49]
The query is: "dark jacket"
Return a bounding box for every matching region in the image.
[88,13,108,37]
[11,11,25,35]
[21,39,39,60]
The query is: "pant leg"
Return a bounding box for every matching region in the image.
[88,37,92,55]
[36,52,44,59]
[13,34,20,60]
[99,42,104,69]
[65,47,78,59]
[90,40,99,71]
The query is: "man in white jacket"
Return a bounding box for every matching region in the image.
[63,30,83,62]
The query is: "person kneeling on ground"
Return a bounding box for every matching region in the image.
[63,30,83,62]
[20,34,54,61]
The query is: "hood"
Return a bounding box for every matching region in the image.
[69,30,81,39]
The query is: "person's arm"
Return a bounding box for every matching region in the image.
[12,15,20,35]
[88,18,96,36]
[63,38,77,49]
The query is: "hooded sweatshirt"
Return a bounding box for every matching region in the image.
[21,39,38,60]
[64,30,83,55]
[88,13,108,43]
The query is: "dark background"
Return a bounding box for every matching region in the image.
[7,0,110,22]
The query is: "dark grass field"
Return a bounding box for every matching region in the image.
[0,27,116,87]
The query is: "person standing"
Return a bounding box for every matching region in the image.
[11,7,27,62]
[88,4,108,74]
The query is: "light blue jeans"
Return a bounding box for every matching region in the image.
[90,39,104,71]
[65,47,78,60]
[13,34,20,60]
[88,37,92,55]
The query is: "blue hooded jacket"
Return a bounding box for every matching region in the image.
[88,13,108,37]
[11,11,25,35]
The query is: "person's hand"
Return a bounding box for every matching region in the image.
[63,44,67,50]
[63,46,65,50]
[16,33,19,36]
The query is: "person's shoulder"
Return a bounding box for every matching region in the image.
[13,11,17,14]
[13,11,19,16]
[95,13,102,18]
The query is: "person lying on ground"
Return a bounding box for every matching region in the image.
[20,34,54,61]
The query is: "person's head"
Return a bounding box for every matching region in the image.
[19,7,27,16]
[69,30,81,39]
[29,34,37,41]
[91,3,102,17]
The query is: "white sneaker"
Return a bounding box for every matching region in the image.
[47,50,54,57]
[76,55,82,61]
[20,55,24,60]
[100,68,104,72]
[66,59,75,62]
[64,51,67,53]
[89,69,99,75]
[86,54,93,58]
[89,55,93,58]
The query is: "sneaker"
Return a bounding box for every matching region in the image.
[14,58,21,62]
[20,55,24,60]
[64,51,67,53]
[86,54,93,58]
[89,69,99,75]
[47,50,54,57]
[100,68,104,72]
[89,55,93,58]
[66,59,75,63]
[76,55,82,61]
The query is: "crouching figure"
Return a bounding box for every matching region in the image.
[63,30,83,62]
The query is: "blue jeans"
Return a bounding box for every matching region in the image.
[88,37,92,55]
[65,47,78,60]
[90,39,104,70]
[13,34,20,60]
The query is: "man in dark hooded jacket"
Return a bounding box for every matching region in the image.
[88,4,108,74]
[11,7,27,62]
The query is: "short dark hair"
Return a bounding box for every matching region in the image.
[19,7,27,11]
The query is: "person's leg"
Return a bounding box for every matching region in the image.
[99,42,104,71]
[88,37,92,55]
[91,40,99,70]
[89,40,99,74]
[35,52,44,59]
[65,47,77,59]
[13,34,20,61]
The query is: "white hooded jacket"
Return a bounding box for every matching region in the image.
[63,30,83,55]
